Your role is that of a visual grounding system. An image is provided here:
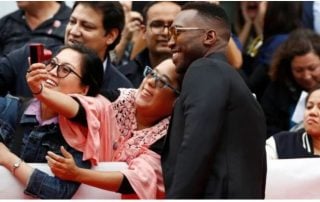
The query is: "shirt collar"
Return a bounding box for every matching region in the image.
[24,99,58,126]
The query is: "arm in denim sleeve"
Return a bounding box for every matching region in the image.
[0,95,20,145]
[24,149,91,199]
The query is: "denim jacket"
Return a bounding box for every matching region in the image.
[0,95,91,199]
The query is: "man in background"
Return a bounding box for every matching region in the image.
[119,1,181,87]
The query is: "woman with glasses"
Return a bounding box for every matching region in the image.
[38,58,181,199]
[0,44,103,199]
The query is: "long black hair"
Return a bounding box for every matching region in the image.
[56,44,103,96]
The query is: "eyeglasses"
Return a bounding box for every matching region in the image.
[149,20,172,34]
[143,66,180,95]
[45,59,82,79]
[168,26,208,39]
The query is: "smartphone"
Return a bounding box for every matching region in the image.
[29,43,44,64]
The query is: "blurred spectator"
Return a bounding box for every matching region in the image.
[118,1,181,88]
[234,1,266,75]
[111,1,143,66]
[0,2,71,56]
[261,28,320,137]
[247,1,303,100]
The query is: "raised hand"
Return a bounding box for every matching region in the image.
[123,11,143,42]
[26,62,48,95]
[253,1,267,36]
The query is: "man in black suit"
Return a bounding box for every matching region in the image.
[161,2,267,199]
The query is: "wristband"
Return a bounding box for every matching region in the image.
[12,159,23,175]
[31,84,43,95]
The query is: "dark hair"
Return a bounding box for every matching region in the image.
[142,1,181,24]
[263,2,302,41]
[181,1,231,41]
[305,84,320,106]
[269,28,320,84]
[56,44,104,96]
[72,1,125,51]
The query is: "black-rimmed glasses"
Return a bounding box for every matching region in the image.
[168,26,208,39]
[143,66,180,95]
[45,59,82,79]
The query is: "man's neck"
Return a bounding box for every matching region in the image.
[24,2,60,30]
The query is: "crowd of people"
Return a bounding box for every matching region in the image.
[0,0,319,199]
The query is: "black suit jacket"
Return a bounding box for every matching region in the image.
[118,48,151,88]
[101,57,133,91]
[161,53,267,199]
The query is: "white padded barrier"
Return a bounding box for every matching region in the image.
[266,158,320,199]
[2,158,320,199]
[0,162,127,199]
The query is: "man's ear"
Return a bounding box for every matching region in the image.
[105,28,120,46]
[140,24,147,40]
[203,29,217,45]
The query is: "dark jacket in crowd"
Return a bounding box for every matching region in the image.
[271,129,319,158]
[118,48,151,88]
[261,80,302,138]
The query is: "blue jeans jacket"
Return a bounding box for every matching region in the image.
[0,95,91,199]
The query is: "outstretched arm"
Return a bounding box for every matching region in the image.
[26,62,80,118]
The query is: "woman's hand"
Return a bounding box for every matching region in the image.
[254,1,267,35]
[240,2,253,24]
[26,63,48,95]
[46,146,79,181]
